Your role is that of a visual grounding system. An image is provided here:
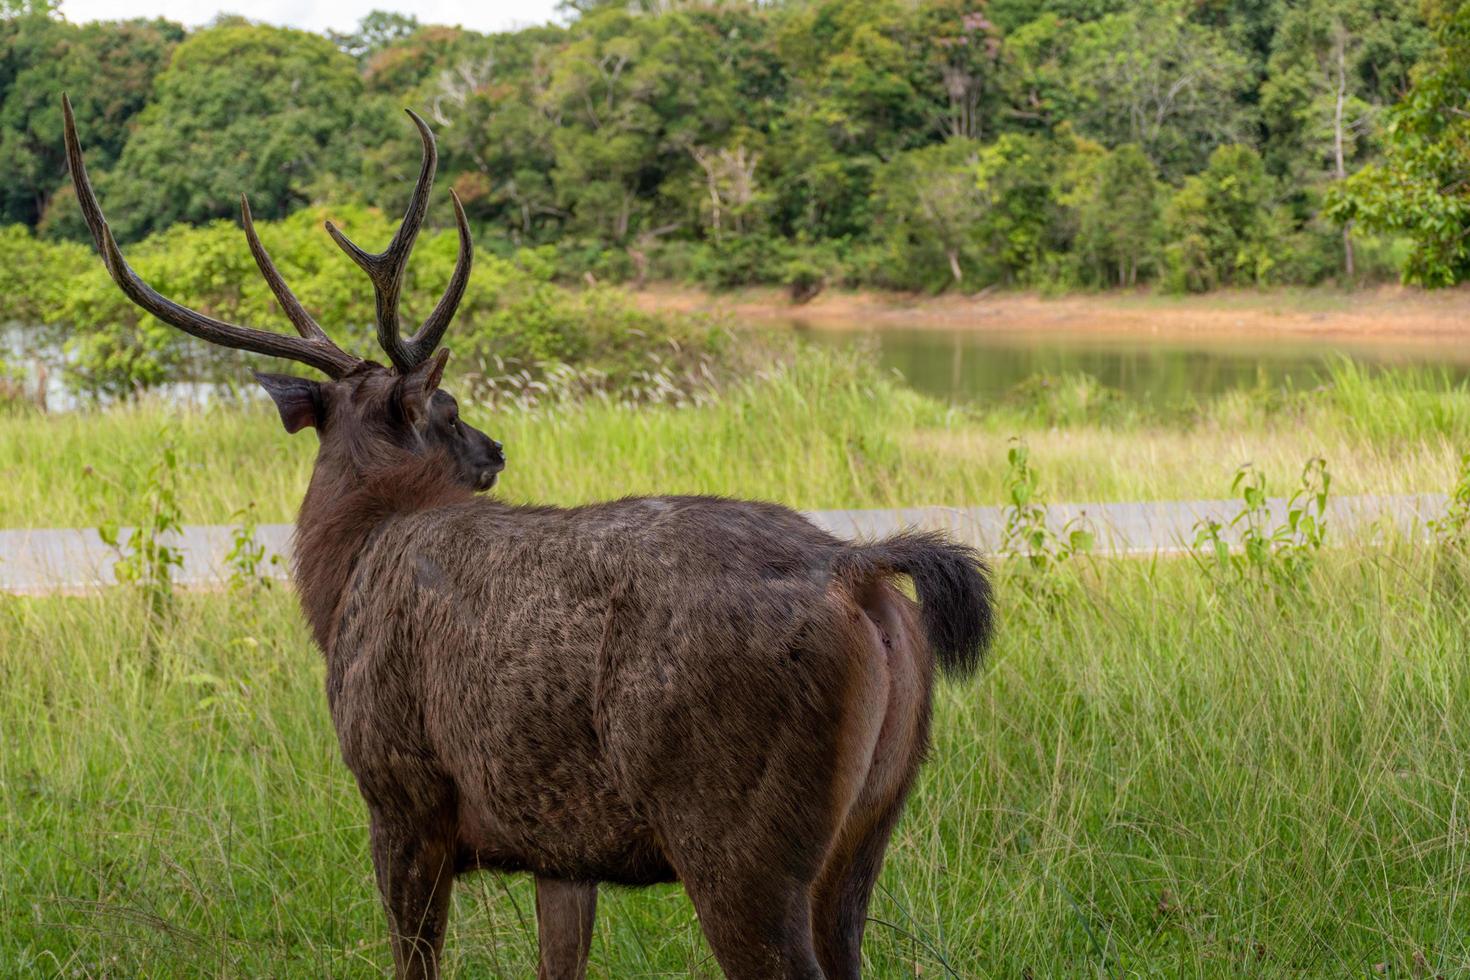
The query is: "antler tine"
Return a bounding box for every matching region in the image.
[399,189,473,367]
[62,94,361,380]
[240,194,331,343]
[324,108,439,374]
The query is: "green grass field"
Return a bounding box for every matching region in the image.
[4,550,1468,976]
[2,350,1469,528]
[4,347,1470,976]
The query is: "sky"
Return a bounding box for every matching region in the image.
[56,0,563,36]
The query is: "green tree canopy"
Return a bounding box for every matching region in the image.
[1075,143,1160,286]
[872,137,985,287]
[96,24,373,241]
[0,14,180,228]
[1066,4,1254,177]
[1163,143,1278,291]
[1262,0,1427,181]
[0,0,1446,297]
[1328,2,1470,286]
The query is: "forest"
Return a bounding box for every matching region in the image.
[3,0,1469,301]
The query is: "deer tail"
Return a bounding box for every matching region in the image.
[835,531,995,678]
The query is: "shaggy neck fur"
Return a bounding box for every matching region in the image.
[293,440,472,652]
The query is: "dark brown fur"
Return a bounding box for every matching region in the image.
[278,365,993,980]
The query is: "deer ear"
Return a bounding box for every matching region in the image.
[397,349,450,428]
[254,372,322,433]
[415,347,450,392]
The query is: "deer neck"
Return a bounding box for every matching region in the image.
[291,449,471,652]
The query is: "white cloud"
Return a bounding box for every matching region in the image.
[56,0,563,36]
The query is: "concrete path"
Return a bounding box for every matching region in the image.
[0,494,1449,595]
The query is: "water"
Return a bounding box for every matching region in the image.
[13,318,1470,412]
[787,322,1470,405]
[2,323,251,412]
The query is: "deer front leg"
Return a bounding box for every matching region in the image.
[535,876,597,980]
[370,815,456,980]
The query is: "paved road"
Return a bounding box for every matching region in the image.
[0,494,1448,594]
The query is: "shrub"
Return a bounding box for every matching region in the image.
[26,206,739,400]
[1003,372,1128,428]
[688,232,788,290]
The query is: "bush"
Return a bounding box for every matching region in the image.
[8,208,743,401]
[687,233,789,290]
[779,241,847,302]
[0,224,91,328]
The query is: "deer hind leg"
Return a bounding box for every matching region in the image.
[813,585,931,979]
[678,868,826,980]
[535,877,597,980]
[810,792,910,979]
[668,629,893,979]
[369,811,456,980]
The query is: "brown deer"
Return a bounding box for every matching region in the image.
[63,95,994,980]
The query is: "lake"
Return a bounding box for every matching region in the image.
[784,321,1470,405]
[14,316,1470,411]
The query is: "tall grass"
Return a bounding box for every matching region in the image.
[4,549,1467,976]
[3,350,1469,528]
[6,347,1470,975]
[1312,359,1470,444]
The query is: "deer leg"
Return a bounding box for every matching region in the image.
[814,589,928,980]
[811,794,908,980]
[535,876,597,980]
[369,815,456,980]
[679,870,825,980]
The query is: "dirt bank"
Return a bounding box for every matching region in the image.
[629,283,1470,345]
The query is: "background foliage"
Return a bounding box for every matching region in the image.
[0,0,1465,394]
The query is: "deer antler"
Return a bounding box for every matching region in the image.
[324,109,473,374]
[61,94,363,380]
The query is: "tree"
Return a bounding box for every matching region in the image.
[872,138,985,286]
[986,0,1127,35]
[690,138,766,240]
[1068,4,1253,177]
[1162,143,1277,291]
[767,0,931,240]
[1076,143,1160,286]
[1189,0,1285,84]
[996,13,1080,133]
[1327,2,1470,286]
[1264,0,1428,278]
[0,0,1443,292]
[911,0,1002,142]
[97,24,370,240]
[360,26,474,95]
[406,24,566,241]
[0,0,56,16]
[971,131,1084,284]
[539,7,748,245]
[329,10,420,63]
[0,15,180,228]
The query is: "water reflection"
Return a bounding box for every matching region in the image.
[787,322,1470,405]
[13,318,1470,412]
